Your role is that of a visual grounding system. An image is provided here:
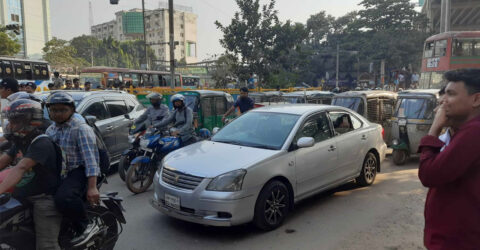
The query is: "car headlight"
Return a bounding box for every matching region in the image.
[206,169,247,192]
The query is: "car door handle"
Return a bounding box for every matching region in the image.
[328,145,336,152]
[361,135,367,140]
[106,125,114,131]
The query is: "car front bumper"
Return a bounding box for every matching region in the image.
[151,170,256,227]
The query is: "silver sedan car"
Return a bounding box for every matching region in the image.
[151,105,387,230]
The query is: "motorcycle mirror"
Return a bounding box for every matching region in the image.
[0,193,11,206]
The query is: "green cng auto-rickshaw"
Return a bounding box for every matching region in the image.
[332,90,397,145]
[178,90,234,133]
[390,89,439,165]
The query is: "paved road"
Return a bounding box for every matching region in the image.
[103,156,427,250]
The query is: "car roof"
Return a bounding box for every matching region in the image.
[334,90,397,98]
[251,104,351,115]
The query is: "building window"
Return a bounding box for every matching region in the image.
[187,42,196,57]
[180,24,184,29]
[180,33,184,38]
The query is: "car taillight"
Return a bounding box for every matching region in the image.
[381,127,385,139]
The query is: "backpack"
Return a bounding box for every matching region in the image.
[31,134,67,180]
[82,116,111,175]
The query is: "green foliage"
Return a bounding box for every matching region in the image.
[0,29,21,56]
[43,37,89,72]
[216,0,430,88]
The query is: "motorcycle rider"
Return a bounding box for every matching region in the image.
[134,92,170,128]
[44,92,101,247]
[0,99,63,250]
[155,94,196,146]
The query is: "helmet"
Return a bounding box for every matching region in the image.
[146,92,162,100]
[332,87,340,93]
[4,99,44,139]
[170,94,185,103]
[45,92,75,108]
[7,92,42,103]
[198,128,211,139]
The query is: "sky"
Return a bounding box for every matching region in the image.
[50,0,366,60]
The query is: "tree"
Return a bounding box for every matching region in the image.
[43,37,88,73]
[70,35,101,66]
[0,29,21,56]
[211,54,238,88]
[216,0,306,86]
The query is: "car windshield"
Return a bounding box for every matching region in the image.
[332,97,362,111]
[212,112,300,150]
[395,98,436,119]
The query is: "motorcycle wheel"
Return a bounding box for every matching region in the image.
[125,161,156,194]
[118,154,131,182]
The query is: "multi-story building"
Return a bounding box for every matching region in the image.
[91,5,198,64]
[0,0,51,59]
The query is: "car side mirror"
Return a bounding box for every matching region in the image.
[212,127,220,135]
[85,115,97,125]
[124,114,131,120]
[297,137,315,148]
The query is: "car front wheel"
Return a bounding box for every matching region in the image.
[253,180,290,231]
[356,152,377,186]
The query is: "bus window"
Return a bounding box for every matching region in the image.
[33,64,42,80]
[419,72,431,89]
[473,40,480,56]
[131,73,139,87]
[434,40,447,57]
[3,61,13,78]
[40,64,49,80]
[13,62,25,79]
[151,74,160,87]
[175,75,181,87]
[23,63,33,80]
[453,39,473,57]
[424,42,434,58]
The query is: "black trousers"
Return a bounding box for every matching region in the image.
[54,167,88,232]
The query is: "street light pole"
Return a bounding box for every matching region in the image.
[142,0,148,70]
[336,44,339,89]
[169,0,175,89]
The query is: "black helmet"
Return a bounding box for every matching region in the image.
[4,99,44,139]
[45,91,75,108]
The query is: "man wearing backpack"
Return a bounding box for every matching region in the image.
[0,99,63,249]
[45,92,101,247]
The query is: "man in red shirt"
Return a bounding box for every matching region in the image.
[418,68,480,249]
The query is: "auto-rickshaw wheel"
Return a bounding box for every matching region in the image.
[392,150,408,166]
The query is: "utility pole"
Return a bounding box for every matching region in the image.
[336,44,339,89]
[169,0,175,89]
[142,0,149,70]
[381,59,385,89]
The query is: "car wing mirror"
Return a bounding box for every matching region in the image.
[212,127,220,135]
[85,115,97,125]
[124,114,131,120]
[297,137,315,148]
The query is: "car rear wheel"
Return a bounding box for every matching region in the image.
[356,152,377,186]
[253,180,290,231]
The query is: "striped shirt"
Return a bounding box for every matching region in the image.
[46,113,100,177]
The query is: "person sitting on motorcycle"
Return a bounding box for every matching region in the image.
[0,99,63,250]
[45,92,101,247]
[134,92,170,128]
[155,94,196,146]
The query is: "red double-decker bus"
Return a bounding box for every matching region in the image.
[420,31,480,89]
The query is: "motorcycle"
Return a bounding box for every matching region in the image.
[118,122,147,182]
[125,128,181,194]
[0,171,126,250]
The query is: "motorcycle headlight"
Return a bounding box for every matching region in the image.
[206,169,247,192]
[392,139,399,146]
[139,138,150,148]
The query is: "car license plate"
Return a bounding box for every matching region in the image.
[399,119,407,126]
[165,194,180,210]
